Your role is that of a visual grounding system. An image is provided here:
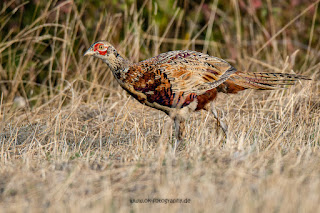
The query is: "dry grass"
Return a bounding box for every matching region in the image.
[1,0,320,212]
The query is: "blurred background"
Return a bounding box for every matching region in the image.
[0,0,319,107]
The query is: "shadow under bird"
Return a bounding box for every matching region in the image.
[84,41,310,142]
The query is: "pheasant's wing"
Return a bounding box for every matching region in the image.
[150,50,237,95]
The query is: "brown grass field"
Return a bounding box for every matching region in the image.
[0,0,320,212]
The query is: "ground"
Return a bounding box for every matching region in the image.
[1,81,319,212]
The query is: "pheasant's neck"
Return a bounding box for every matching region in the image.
[103,55,132,75]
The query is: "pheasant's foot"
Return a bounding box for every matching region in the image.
[211,103,228,137]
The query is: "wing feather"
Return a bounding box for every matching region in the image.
[140,50,237,95]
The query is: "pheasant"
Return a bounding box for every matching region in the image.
[84,41,309,141]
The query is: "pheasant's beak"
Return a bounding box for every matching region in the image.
[83,48,95,56]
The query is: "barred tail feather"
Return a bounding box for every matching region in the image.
[229,71,310,90]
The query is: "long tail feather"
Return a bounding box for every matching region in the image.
[229,71,310,90]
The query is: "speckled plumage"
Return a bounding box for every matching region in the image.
[84,41,310,142]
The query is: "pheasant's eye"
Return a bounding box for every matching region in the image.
[99,45,104,50]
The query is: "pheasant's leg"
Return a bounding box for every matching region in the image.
[174,117,185,145]
[174,117,180,140]
[178,120,185,140]
[210,102,228,135]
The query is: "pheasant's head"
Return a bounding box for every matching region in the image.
[84,41,117,59]
[84,41,128,71]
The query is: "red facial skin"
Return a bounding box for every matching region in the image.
[94,43,108,55]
